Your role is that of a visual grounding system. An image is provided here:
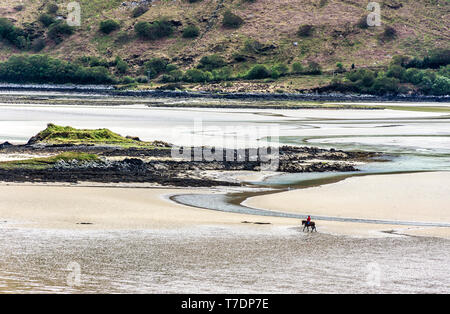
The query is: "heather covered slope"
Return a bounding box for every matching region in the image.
[0,0,449,93]
[2,0,448,69]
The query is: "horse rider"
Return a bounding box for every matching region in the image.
[306,215,311,226]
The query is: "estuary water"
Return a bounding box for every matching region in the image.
[0,94,449,293]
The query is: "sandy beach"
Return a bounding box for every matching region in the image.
[244,172,450,238]
[1,172,450,238]
[0,184,296,230]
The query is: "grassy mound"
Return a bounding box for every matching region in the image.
[0,152,99,170]
[28,124,154,147]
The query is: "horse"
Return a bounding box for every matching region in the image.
[302,220,317,232]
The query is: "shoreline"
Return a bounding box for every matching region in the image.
[0,83,448,103]
[244,172,450,239]
[1,179,447,239]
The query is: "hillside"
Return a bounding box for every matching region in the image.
[0,0,449,93]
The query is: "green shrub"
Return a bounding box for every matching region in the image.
[438,65,450,78]
[419,76,433,93]
[297,24,314,37]
[431,76,450,95]
[222,10,244,29]
[0,18,28,49]
[134,19,173,40]
[0,18,16,40]
[270,70,280,79]
[47,3,59,14]
[38,14,56,27]
[115,31,132,44]
[121,76,135,84]
[245,65,271,79]
[115,57,128,74]
[182,25,200,38]
[232,53,246,62]
[48,21,74,44]
[77,56,109,68]
[132,5,149,18]
[291,62,304,74]
[198,55,226,71]
[356,16,369,29]
[426,49,450,69]
[183,69,211,82]
[134,21,150,38]
[386,65,405,79]
[14,36,30,50]
[336,62,345,73]
[0,55,114,84]
[163,64,176,73]
[32,38,46,52]
[99,20,120,34]
[304,61,322,74]
[212,67,232,81]
[391,55,410,67]
[136,75,150,83]
[346,69,375,86]
[144,58,169,78]
[370,76,400,95]
[160,69,184,83]
[403,68,421,84]
[272,63,289,76]
[380,26,396,40]
[242,39,264,54]
[407,49,450,69]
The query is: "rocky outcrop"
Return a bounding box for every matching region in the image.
[0,142,12,149]
[0,141,378,185]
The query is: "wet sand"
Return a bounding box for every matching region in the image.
[2,172,449,238]
[0,184,296,230]
[245,172,450,238]
[1,225,449,293]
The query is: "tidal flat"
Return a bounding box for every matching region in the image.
[0,91,449,293]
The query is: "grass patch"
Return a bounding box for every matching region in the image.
[384,106,450,113]
[0,152,100,170]
[30,124,156,147]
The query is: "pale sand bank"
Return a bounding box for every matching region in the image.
[245,172,450,238]
[0,185,295,230]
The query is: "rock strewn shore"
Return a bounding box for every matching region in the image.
[0,84,448,103]
[0,143,378,186]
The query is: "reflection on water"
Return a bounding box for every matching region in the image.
[1,225,449,294]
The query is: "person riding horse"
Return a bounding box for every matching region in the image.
[302,215,317,232]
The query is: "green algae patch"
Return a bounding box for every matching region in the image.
[384,106,450,113]
[0,152,100,170]
[28,124,161,148]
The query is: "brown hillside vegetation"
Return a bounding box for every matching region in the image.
[0,0,449,93]
[1,0,448,69]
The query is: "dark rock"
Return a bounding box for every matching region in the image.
[126,135,141,141]
[0,141,12,149]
